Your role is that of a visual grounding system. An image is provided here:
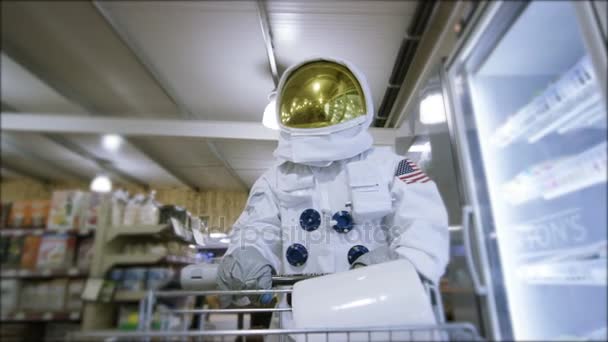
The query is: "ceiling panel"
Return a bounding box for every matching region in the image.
[97,1,275,122]
[268,1,416,111]
[66,134,183,187]
[1,1,180,118]
[1,53,85,114]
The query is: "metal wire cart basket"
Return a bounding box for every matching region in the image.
[70,277,483,342]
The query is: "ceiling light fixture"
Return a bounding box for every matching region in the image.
[420,93,446,124]
[90,175,112,193]
[262,92,279,130]
[102,134,123,151]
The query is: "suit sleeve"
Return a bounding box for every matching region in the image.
[384,158,449,284]
[225,174,283,272]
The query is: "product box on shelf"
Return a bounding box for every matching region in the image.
[48,191,85,231]
[31,200,50,229]
[76,237,94,270]
[19,282,39,312]
[7,201,32,228]
[119,268,147,291]
[0,279,20,314]
[0,236,12,267]
[65,280,85,311]
[146,267,176,290]
[5,236,24,268]
[20,235,42,270]
[47,279,69,312]
[117,305,140,331]
[0,202,11,228]
[36,235,76,270]
[82,192,104,231]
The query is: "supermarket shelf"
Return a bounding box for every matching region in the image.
[0,228,94,237]
[106,224,188,243]
[114,290,146,302]
[0,267,88,279]
[0,311,81,322]
[103,253,197,272]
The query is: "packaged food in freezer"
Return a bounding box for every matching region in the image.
[76,237,94,270]
[47,279,68,311]
[82,192,104,231]
[0,202,12,228]
[65,280,85,311]
[5,236,24,269]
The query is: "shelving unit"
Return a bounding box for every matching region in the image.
[1,311,81,323]
[1,267,88,279]
[81,198,200,330]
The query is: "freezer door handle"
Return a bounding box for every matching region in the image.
[462,205,488,296]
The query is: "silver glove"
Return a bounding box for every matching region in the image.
[217,246,274,307]
[351,245,399,269]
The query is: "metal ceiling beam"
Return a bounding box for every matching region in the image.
[1,39,190,190]
[256,0,280,87]
[1,113,399,146]
[93,1,248,191]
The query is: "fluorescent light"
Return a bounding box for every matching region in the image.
[448,226,462,232]
[420,93,446,124]
[262,98,279,130]
[219,238,231,244]
[90,175,112,193]
[102,134,122,151]
[188,244,198,249]
[409,142,431,153]
[312,82,320,92]
[209,232,227,239]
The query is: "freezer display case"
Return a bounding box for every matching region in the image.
[444,1,607,340]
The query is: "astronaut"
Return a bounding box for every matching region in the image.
[217,57,449,309]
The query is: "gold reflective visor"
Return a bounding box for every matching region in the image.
[279,61,367,129]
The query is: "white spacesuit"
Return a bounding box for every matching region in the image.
[217,57,449,310]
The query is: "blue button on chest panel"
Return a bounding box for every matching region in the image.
[332,210,354,233]
[286,243,308,267]
[347,245,369,264]
[299,208,321,231]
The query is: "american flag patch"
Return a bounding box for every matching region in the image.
[395,159,430,184]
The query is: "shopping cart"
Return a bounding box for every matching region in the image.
[70,275,482,341]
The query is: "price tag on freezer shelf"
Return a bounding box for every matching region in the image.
[14,312,25,320]
[68,268,79,276]
[42,269,52,276]
[70,312,80,320]
[4,270,17,277]
[18,269,30,277]
[43,312,53,320]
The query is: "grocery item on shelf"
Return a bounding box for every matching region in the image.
[0,279,20,314]
[36,235,76,270]
[44,323,81,342]
[0,236,13,268]
[47,279,69,312]
[0,202,11,228]
[146,267,177,290]
[117,305,142,331]
[492,55,604,148]
[5,236,24,268]
[76,237,94,270]
[502,141,606,205]
[120,268,147,291]
[65,280,85,311]
[20,235,42,270]
[48,191,86,231]
[7,201,32,228]
[139,191,160,225]
[111,190,129,227]
[123,194,145,226]
[31,200,50,229]
[82,193,104,231]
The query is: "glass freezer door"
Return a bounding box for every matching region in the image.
[446,1,607,340]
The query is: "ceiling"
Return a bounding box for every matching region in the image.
[1,1,428,191]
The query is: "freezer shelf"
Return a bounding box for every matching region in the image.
[491,55,605,149]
